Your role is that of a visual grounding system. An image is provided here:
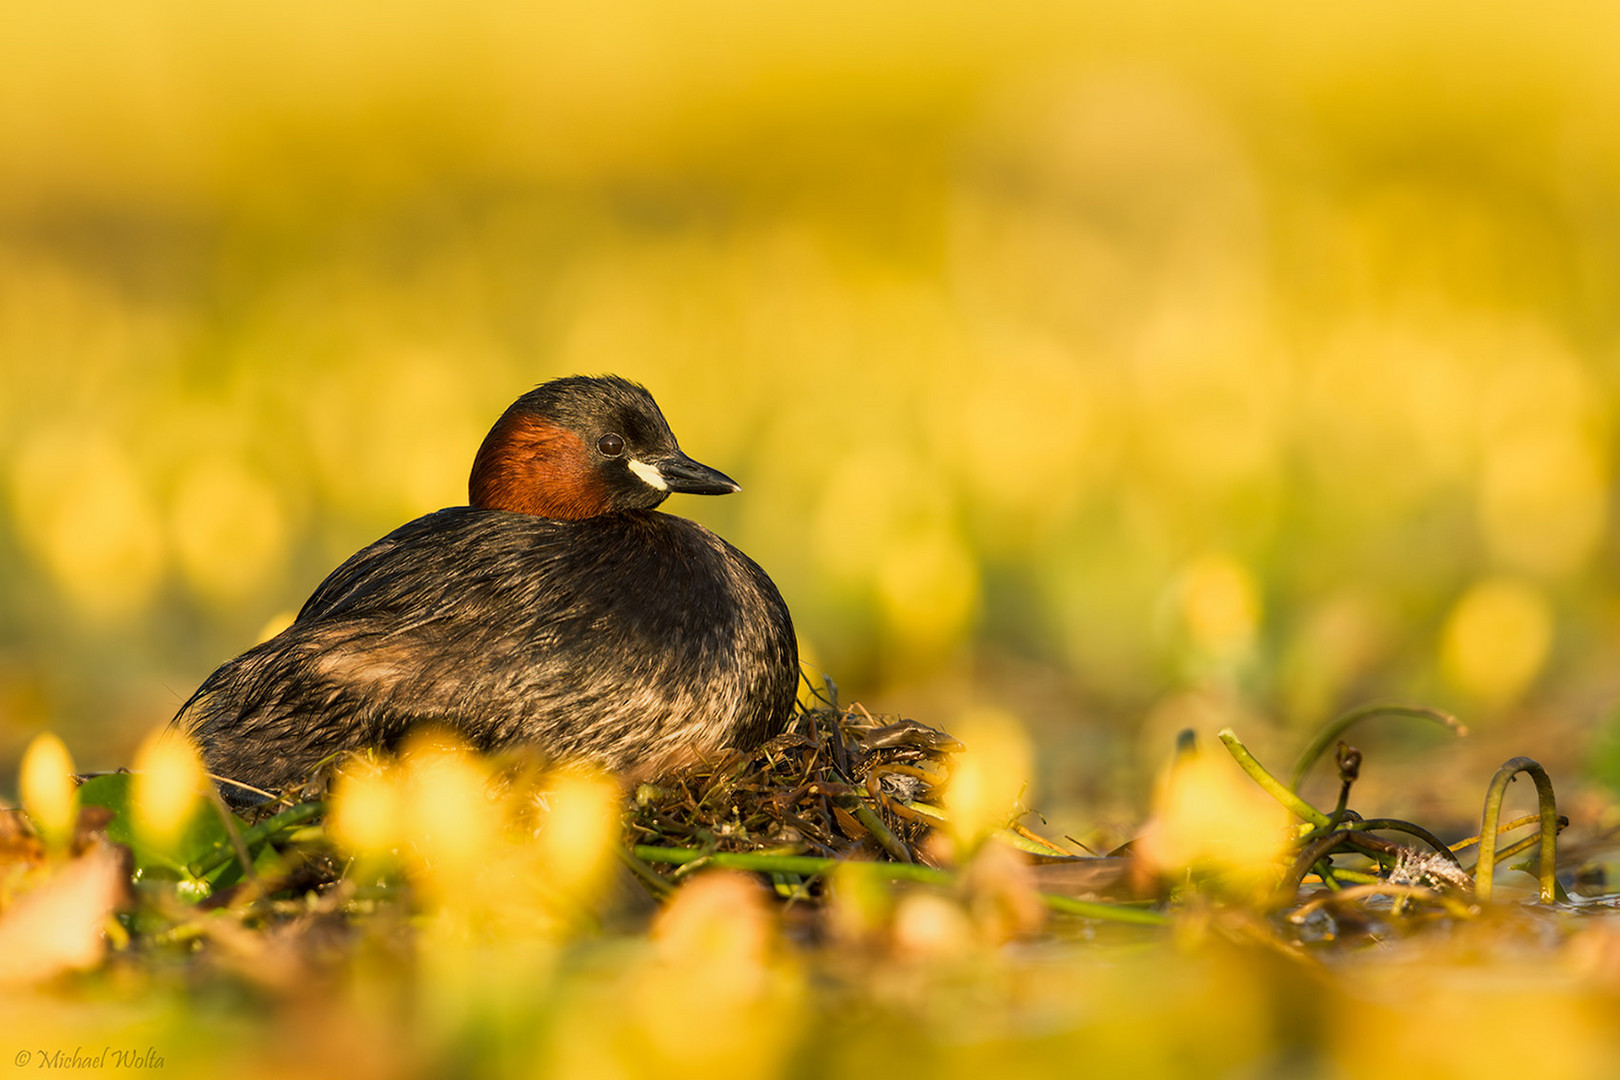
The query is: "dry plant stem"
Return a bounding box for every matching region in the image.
[1288,703,1465,792]
[630,845,1170,925]
[1448,813,1559,853]
[903,802,1071,859]
[1290,882,1477,922]
[1008,822,1077,859]
[1307,792,1352,890]
[1475,757,1558,903]
[1217,729,1331,827]
[1319,776,1353,836]
[207,772,279,805]
[1474,833,1545,871]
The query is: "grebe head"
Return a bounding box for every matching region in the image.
[469,375,740,519]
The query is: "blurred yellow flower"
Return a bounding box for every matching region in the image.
[330,758,404,862]
[892,892,976,958]
[532,771,619,905]
[131,729,205,851]
[641,872,798,1074]
[399,736,501,890]
[19,732,77,847]
[1137,740,1290,889]
[943,706,1032,852]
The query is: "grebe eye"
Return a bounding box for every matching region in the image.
[597,433,625,457]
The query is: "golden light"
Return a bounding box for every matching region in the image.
[892,892,976,958]
[1176,553,1262,660]
[0,844,126,985]
[1478,426,1607,578]
[875,526,980,662]
[169,456,288,606]
[1439,577,1554,707]
[254,610,296,644]
[638,871,799,1073]
[10,429,165,621]
[811,444,941,584]
[947,341,1108,532]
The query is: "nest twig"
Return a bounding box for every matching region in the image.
[621,704,963,869]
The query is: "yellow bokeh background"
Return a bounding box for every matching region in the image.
[3,0,1620,819]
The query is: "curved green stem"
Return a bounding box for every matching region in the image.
[1275,828,1442,906]
[1289,703,1465,791]
[1217,729,1331,827]
[1475,757,1558,903]
[1345,818,1462,866]
[1278,831,1357,902]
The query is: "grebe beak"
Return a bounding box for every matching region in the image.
[641,452,742,496]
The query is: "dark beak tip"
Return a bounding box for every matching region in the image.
[658,454,741,496]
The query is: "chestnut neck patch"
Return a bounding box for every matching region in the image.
[469,414,611,520]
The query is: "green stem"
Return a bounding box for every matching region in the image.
[1040,895,1167,925]
[1475,757,1558,903]
[615,845,675,898]
[1216,729,1331,827]
[1289,703,1465,792]
[1310,859,1342,891]
[629,845,1169,925]
[188,802,327,879]
[847,796,914,863]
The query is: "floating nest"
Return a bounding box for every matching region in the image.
[623,702,965,867]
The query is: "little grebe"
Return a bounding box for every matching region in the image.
[174,375,798,794]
